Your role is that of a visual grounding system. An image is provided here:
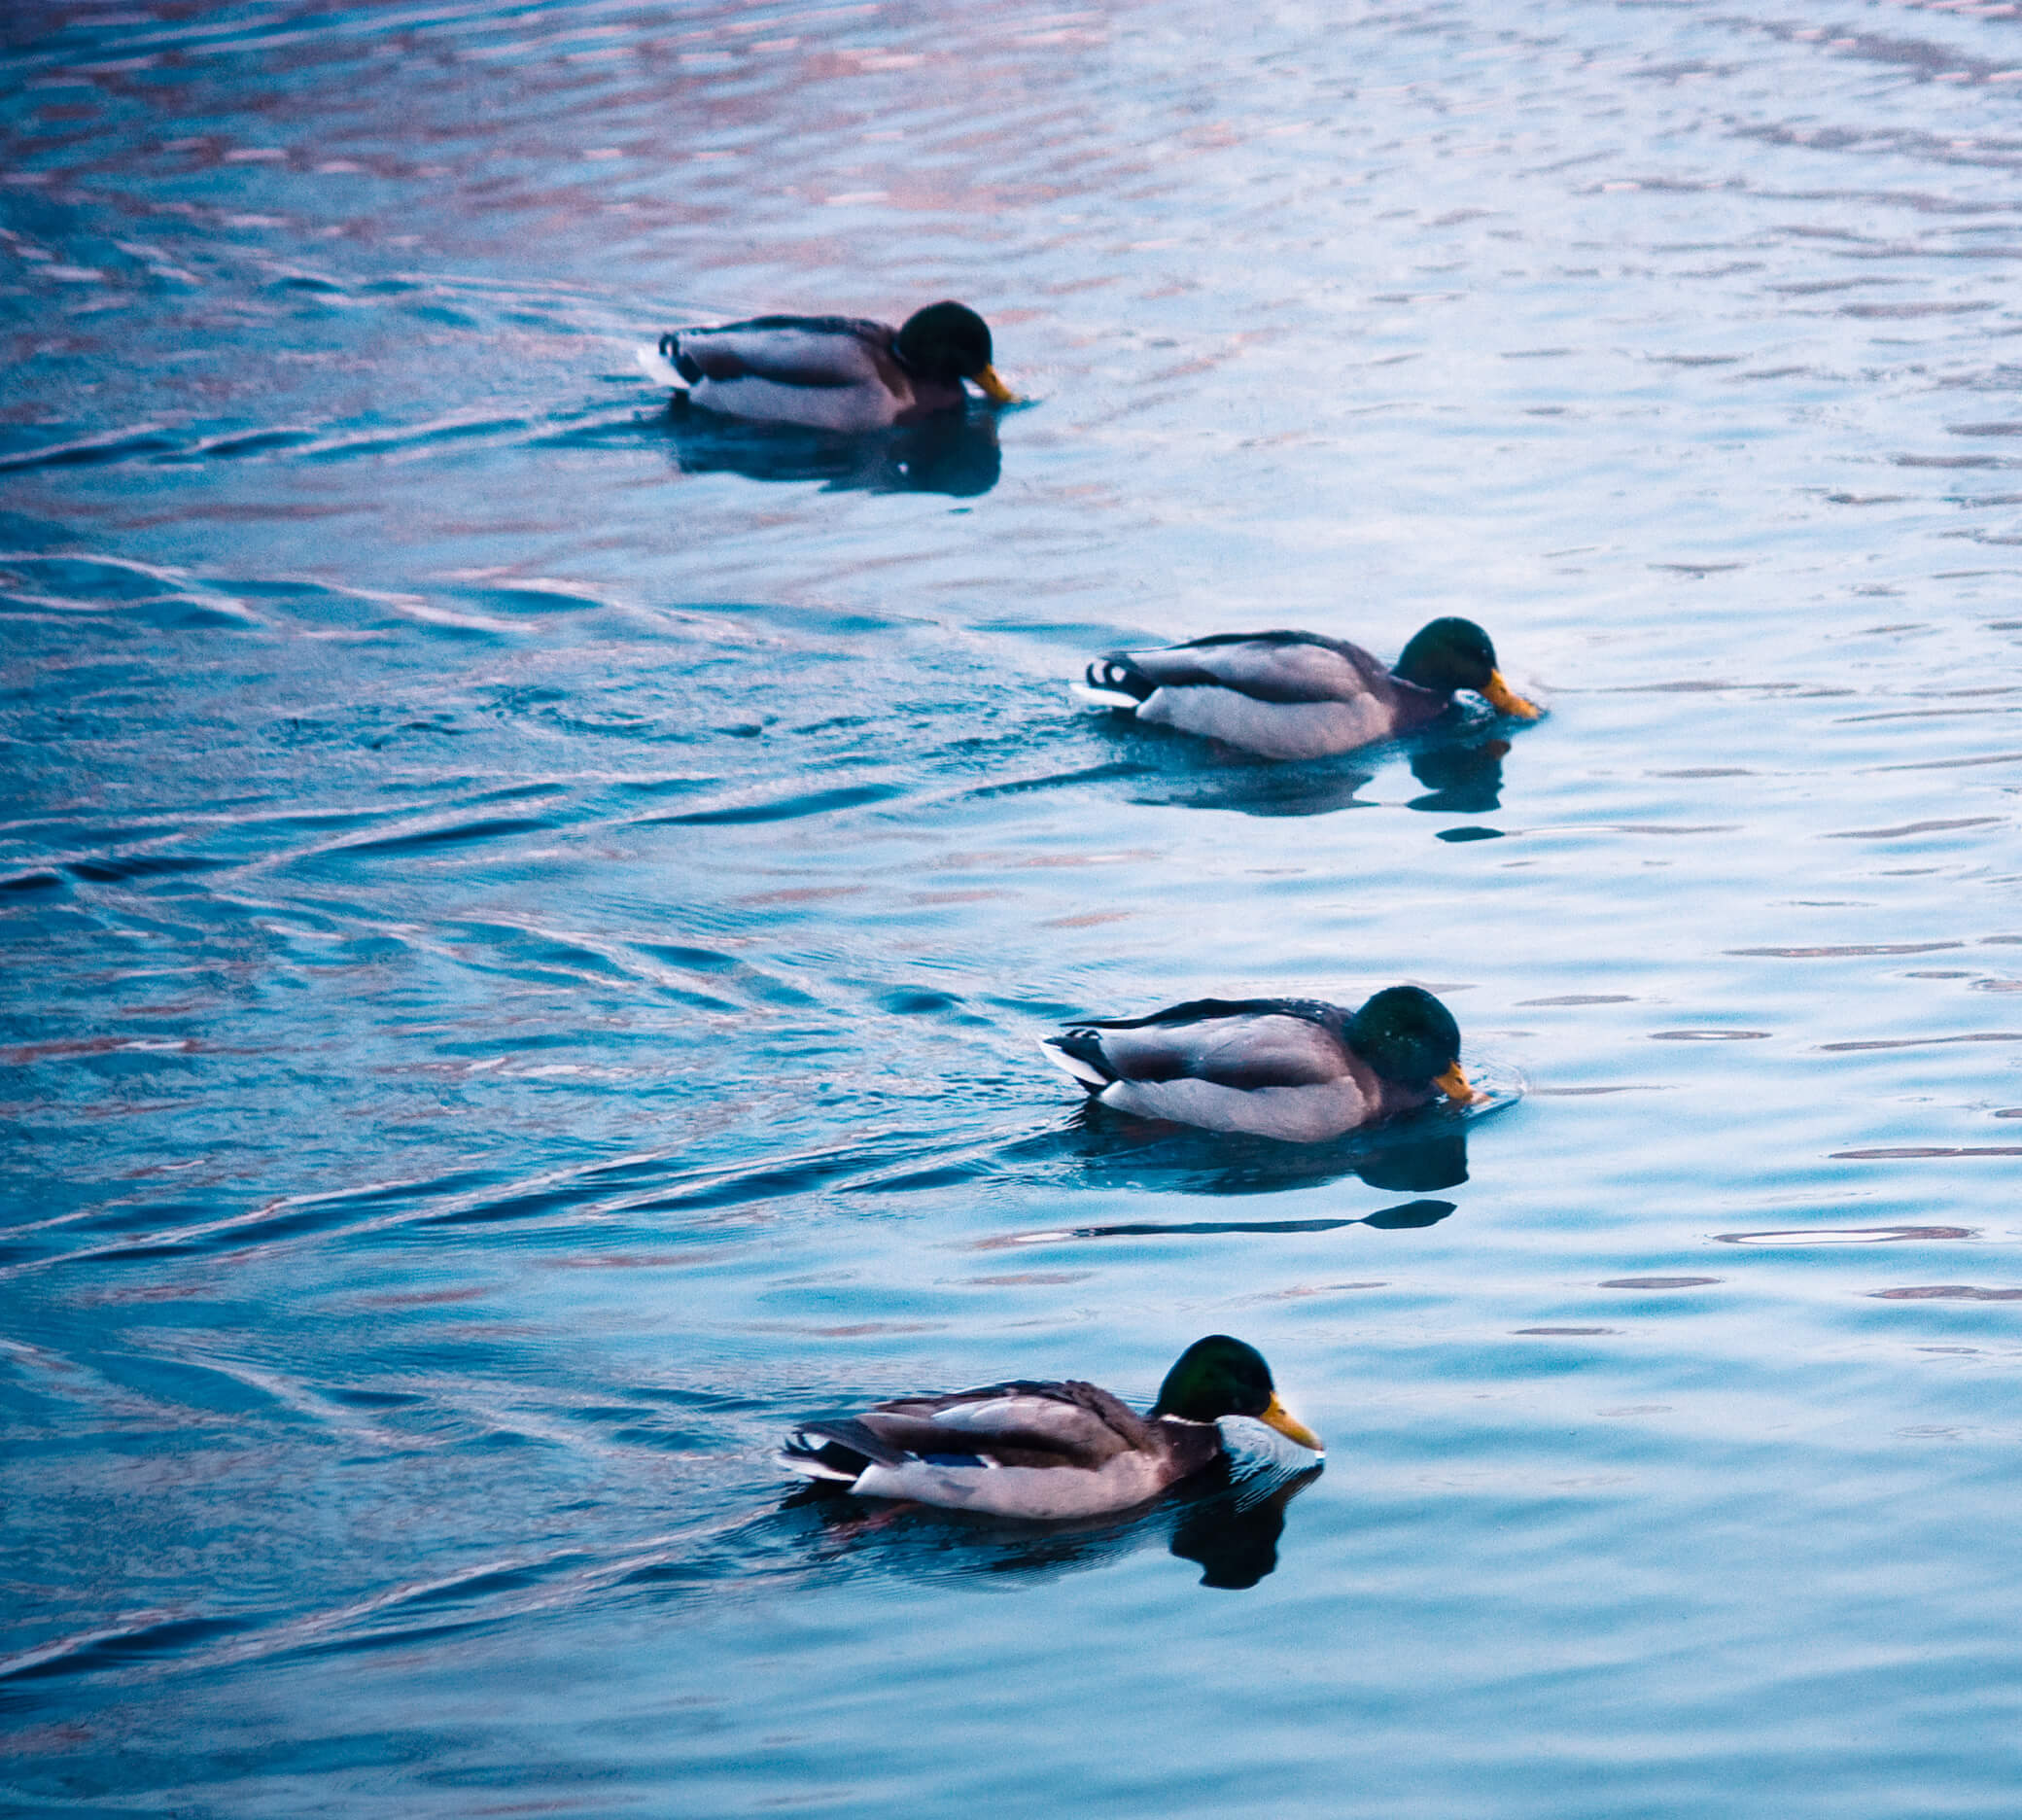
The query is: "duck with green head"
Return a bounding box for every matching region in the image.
[642,300,1016,432]
[779,1336,1321,1520]
[1076,617,1541,759]
[1042,983,1475,1144]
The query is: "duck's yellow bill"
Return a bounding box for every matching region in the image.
[1261,1393,1323,1454]
[1482,671,1542,720]
[1436,1061,1477,1105]
[974,366,1017,405]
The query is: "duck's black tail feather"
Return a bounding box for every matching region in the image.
[778,1418,909,1485]
[1043,1029,1117,1091]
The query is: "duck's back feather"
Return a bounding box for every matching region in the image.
[670,316,890,387]
[1122,632,1396,704]
[660,315,968,430]
[1061,998,1356,1089]
[1085,631,1447,759]
[1041,998,1427,1141]
[870,1380,1153,1464]
[780,1379,1218,1517]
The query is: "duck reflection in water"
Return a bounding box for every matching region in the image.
[658,398,1000,498]
[1096,729,1512,822]
[1407,737,1509,815]
[783,1458,1321,1592]
[1043,1100,1472,1205]
[995,1104,1468,1210]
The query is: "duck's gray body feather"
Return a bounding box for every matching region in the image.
[1042,996,1435,1142]
[664,315,964,432]
[1084,630,1446,759]
[780,1379,1223,1518]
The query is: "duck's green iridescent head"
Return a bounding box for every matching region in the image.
[1348,985,1475,1103]
[1392,617,1540,719]
[895,301,1015,402]
[1152,1335,1322,1452]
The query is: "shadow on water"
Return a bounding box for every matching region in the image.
[1098,727,1378,818]
[657,400,1001,497]
[1406,738,1509,814]
[776,1460,1321,1592]
[991,1103,1471,1205]
[1139,760,1378,819]
[1081,717,1516,820]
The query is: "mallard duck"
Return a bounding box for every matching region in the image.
[641,300,1014,432]
[1041,984,1475,1144]
[1075,618,1540,760]
[779,1335,1321,1519]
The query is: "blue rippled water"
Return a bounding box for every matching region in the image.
[9,0,2022,1812]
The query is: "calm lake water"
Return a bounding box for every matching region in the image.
[8,0,2022,1811]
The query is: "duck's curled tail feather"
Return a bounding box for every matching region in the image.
[656,332,702,384]
[777,1418,909,1486]
[1076,653,1155,711]
[1040,1030,1117,1091]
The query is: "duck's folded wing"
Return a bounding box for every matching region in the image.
[669,317,888,389]
[1058,999,1352,1090]
[856,1382,1148,1470]
[1102,632,1391,705]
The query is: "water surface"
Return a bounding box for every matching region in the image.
[8,0,2022,1812]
